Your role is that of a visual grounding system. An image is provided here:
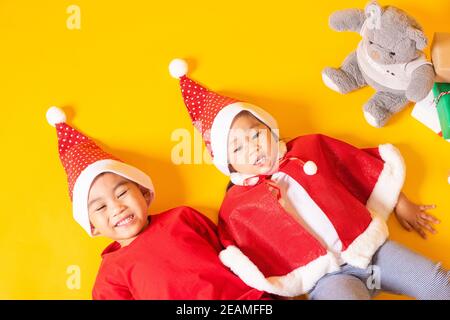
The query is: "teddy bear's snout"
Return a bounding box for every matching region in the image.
[370,50,381,60]
[368,45,394,64]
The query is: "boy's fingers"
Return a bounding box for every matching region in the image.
[398,218,412,231]
[420,204,437,211]
[417,220,437,234]
[420,213,441,224]
[413,224,427,239]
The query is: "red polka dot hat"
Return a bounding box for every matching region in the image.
[46,107,154,236]
[169,58,279,176]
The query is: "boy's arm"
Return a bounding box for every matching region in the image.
[394,192,440,239]
[182,206,224,252]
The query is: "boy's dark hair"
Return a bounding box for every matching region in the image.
[226,180,235,192]
[226,164,236,192]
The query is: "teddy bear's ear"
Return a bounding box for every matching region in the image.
[364,1,382,30]
[407,26,428,50]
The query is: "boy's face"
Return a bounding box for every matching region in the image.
[227,112,278,176]
[88,172,151,245]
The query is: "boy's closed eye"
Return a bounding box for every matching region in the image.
[117,189,128,198]
[233,145,243,153]
[93,189,127,212]
[232,131,261,153]
[95,204,106,212]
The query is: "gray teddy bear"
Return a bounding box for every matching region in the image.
[322,1,435,128]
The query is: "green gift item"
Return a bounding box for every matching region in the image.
[433,82,450,139]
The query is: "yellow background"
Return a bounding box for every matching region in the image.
[0,0,449,299]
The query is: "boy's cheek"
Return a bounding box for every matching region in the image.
[90,222,102,236]
[90,217,108,234]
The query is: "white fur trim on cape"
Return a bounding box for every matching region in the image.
[341,211,389,269]
[366,144,406,221]
[72,159,155,237]
[210,102,279,176]
[230,173,260,186]
[219,246,341,297]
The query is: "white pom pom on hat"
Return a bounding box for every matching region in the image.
[46,106,66,127]
[169,58,188,79]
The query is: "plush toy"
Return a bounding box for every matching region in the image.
[322,1,435,128]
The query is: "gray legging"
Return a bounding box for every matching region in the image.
[308,240,450,300]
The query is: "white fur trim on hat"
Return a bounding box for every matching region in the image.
[169,58,188,79]
[219,246,341,297]
[210,102,279,176]
[72,159,155,237]
[46,106,66,127]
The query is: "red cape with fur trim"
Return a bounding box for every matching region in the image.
[218,134,405,297]
[93,206,268,300]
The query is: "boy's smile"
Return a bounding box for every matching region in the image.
[88,172,152,247]
[114,214,135,228]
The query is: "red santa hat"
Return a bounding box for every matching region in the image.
[169,58,317,184]
[46,107,155,236]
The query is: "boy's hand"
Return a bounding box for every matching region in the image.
[394,193,440,239]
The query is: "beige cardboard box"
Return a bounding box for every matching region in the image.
[432,32,450,83]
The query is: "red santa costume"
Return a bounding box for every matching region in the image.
[170,59,406,297]
[46,107,268,300]
[92,206,268,299]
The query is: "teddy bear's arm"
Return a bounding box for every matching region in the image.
[329,9,366,33]
[406,64,435,102]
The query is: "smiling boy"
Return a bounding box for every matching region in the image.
[88,172,152,247]
[46,106,268,300]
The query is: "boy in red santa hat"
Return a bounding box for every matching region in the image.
[46,106,270,300]
[169,58,450,300]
